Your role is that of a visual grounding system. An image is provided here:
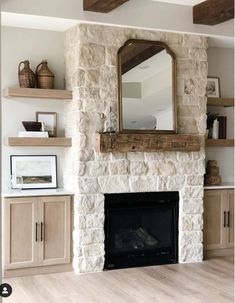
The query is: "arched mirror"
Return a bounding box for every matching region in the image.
[118,39,177,133]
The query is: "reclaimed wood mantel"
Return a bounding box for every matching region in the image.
[96,133,201,153]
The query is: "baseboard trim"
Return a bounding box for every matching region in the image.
[204,248,234,259]
[3,263,73,278]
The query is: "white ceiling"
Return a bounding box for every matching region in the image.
[152,0,203,5]
[122,50,171,82]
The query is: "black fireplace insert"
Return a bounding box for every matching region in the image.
[104,192,179,270]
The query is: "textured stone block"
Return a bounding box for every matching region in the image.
[144,152,165,161]
[157,176,168,191]
[111,152,127,160]
[83,213,104,229]
[86,69,100,86]
[77,177,100,194]
[189,48,207,61]
[77,162,86,176]
[178,105,200,117]
[166,32,184,45]
[167,176,186,190]
[182,199,203,214]
[130,161,147,175]
[73,256,104,273]
[109,160,129,175]
[106,46,118,65]
[127,152,145,160]
[85,161,108,177]
[186,175,204,186]
[78,150,94,161]
[178,118,198,134]
[184,79,196,95]
[181,215,203,231]
[75,194,104,214]
[182,187,204,199]
[180,231,203,245]
[158,161,176,175]
[147,161,159,174]
[100,66,117,90]
[98,176,130,193]
[72,69,85,87]
[78,43,105,68]
[94,151,111,161]
[183,35,208,48]
[177,60,197,78]
[130,176,158,192]
[179,244,203,263]
[196,115,207,135]
[77,229,104,246]
[82,244,105,257]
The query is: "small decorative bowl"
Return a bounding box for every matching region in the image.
[22,121,42,132]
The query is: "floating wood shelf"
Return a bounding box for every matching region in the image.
[96,133,201,153]
[8,137,72,147]
[207,98,234,107]
[4,87,72,100]
[205,139,235,147]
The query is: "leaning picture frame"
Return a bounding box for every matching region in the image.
[206,77,221,98]
[10,155,58,189]
[36,111,57,137]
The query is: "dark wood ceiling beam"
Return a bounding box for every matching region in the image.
[83,0,129,13]
[193,0,234,25]
[121,45,164,75]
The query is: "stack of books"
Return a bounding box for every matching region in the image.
[218,116,227,139]
[18,131,49,138]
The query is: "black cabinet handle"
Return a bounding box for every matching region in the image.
[36,223,38,242]
[224,211,226,227]
[227,211,230,228]
[41,222,43,241]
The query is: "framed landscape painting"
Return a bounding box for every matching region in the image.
[10,155,57,189]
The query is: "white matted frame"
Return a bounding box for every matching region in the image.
[36,112,57,137]
[206,77,220,98]
[10,155,57,189]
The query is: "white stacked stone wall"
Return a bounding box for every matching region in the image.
[64,24,208,274]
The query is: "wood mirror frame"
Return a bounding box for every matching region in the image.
[117,39,177,134]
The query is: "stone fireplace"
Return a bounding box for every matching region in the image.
[64,24,208,274]
[104,192,179,270]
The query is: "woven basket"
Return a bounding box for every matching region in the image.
[36,60,54,89]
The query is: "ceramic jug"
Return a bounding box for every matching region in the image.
[18,60,36,88]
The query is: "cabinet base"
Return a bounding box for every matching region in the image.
[204,248,234,259]
[3,263,72,278]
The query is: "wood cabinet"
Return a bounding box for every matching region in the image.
[203,189,234,255]
[3,195,71,271]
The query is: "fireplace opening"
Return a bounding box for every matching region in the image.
[104,192,179,270]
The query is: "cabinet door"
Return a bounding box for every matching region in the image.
[4,198,39,269]
[227,190,234,247]
[203,190,228,250]
[38,196,71,266]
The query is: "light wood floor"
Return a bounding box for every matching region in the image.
[3,256,234,303]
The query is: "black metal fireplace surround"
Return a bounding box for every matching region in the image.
[104,192,179,270]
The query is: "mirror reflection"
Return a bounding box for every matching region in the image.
[118,40,176,133]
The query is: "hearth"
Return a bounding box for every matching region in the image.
[104,192,179,270]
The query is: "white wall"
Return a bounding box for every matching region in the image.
[1,26,66,191]
[208,47,234,98]
[206,47,234,183]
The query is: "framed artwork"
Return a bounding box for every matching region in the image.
[10,155,57,189]
[206,77,220,98]
[36,112,57,137]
